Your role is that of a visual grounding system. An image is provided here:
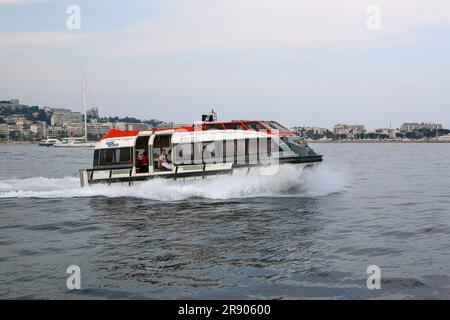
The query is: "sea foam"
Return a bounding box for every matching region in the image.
[0,165,346,201]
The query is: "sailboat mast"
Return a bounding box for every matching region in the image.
[82,72,87,142]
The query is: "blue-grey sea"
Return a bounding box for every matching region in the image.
[0,143,449,299]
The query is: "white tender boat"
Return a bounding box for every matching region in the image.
[38,138,60,147]
[79,120,322,187]
[54,138,97,148]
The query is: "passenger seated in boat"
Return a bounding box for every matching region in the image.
[157,150,166,169]
[135,151,142,166]
[161,149,173,171]
[141,151,149,166]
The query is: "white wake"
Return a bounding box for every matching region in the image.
[0,165,346,201]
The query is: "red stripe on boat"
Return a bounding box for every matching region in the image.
[101,129,141,140]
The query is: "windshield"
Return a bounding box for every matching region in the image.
[287,136,302,144]
[262,121,291,132]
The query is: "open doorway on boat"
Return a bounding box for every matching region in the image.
[135,136,150,173]
[153,134,173,171]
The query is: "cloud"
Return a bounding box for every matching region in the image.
[0,0,50,4]
[110,0,450,55]
[1,0,449,55]
[0,31,85,47]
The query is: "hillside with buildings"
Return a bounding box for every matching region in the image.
[0,99,167,142]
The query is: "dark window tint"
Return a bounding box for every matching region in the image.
[244,122,266,131]
[98,148,133,166]
[262,121,291,132]
[271,121,290,132]
[224,122,246,130]
[203,123,224,130]
[118,148,132,164]
[99,149,115,165]
[93,150,99,167]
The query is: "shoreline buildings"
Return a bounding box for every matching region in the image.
[0,99,156,141]
[1,98,449,142]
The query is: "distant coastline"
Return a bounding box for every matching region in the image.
[2,140,450,145]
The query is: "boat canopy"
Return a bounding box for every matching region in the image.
[100,120,295,142]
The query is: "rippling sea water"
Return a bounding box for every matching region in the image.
[0,143,449,299]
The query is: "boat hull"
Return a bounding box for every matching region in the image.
[79,156,322,187]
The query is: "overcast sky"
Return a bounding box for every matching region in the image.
[1,0,449,129]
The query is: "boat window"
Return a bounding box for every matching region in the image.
[235,139,246,164]
[117,148,132,164]
[193,142,203,164]
[246,138,258,164]
[236,139,245,156]
[98,147,133,166]
[200,141,223,163]
[261,121,278,130]
[261,121,290,132]
[270,121,291,132]
[246,138,258,155]
[258,138,269,156]
[244,122,266,131]
[202,123,225,131]
[93,150,99,167]
[173,143,193,164]
[287,136,301,144]
[224,122,246,130]
[278,139,292,152]
[268,138,284,153]
[224,140,234,162]
[99,149,115,165]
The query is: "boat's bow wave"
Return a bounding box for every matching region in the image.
[0,165,346,200]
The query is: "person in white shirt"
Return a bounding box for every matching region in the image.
[160,149,173,170]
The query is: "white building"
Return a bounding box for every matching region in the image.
[400,122,443,132]
[88,122,114,138]
[86,107,99,119]
[292,126,328,135]
[437,134,450,142]
[333,124,366,136]
[375,128,396,139]
[30,121,47,138]
[114,122,149,131]
[51,111,83,126]
[64,124,85,137]
[0,123,9,137]
[127,123,149,131]
[4,115,27,124]
[114,122,128,131]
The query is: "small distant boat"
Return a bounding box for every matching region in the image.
[38,138,60,147]
[54,138,97,148]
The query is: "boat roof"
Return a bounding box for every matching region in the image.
[101,120,296,140]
